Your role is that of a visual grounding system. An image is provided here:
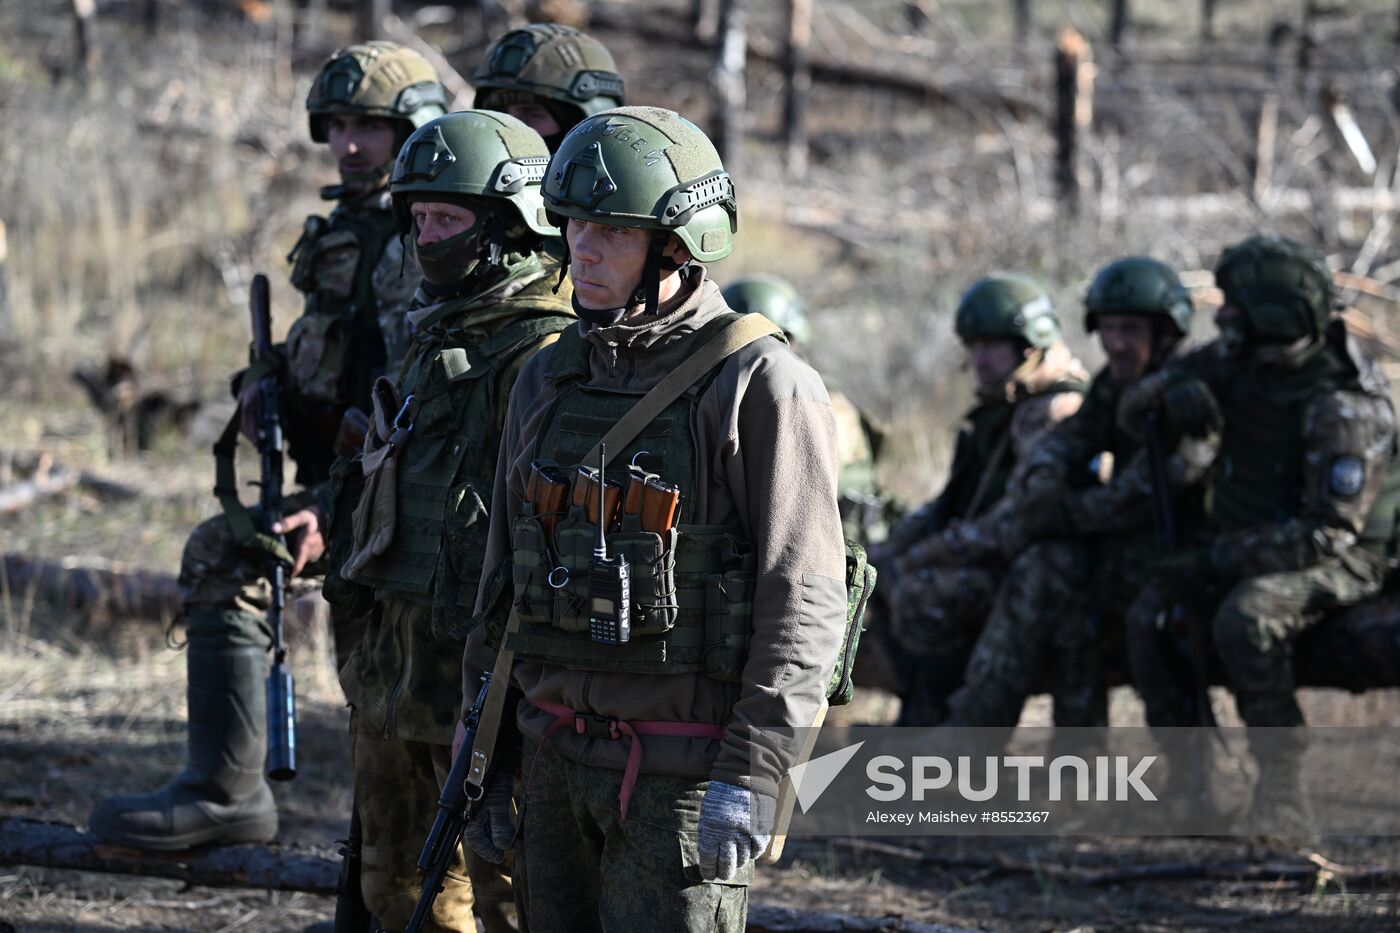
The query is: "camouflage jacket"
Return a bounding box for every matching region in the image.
[893,341,1090,566]
[281,187,421,487]
[1021,344,1214,539]
[338,254,575,743]
[1137,324,1397,582]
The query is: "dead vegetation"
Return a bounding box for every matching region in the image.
[6,0,1400,931]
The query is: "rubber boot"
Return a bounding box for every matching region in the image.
[89,609,278,850]
[1244,728,1316,844]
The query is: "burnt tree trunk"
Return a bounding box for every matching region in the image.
[71,0,97,83]
[784,0,813,178]
[1109,0,1129,52]
[1013,0,1032,47]
[710,0,747,170]
[1054,27,1094,214]
[1201,0,1217,40]
[357,0,391,40]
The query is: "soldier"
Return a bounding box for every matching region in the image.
[457,106,848,932]
[473,23,625,152]
[329,111,576,931]
[722,274,894,545]
[879,275,1089,725]
[943,257,1207,729]
[88,42,446,852]
[1121,235,1400,829]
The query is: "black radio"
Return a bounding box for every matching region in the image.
[587,443,631,644]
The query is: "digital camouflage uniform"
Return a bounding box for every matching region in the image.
[883,276,1088,725]
[461,108,848,933]
[327,111,576,932]
[88,42,445,854]
[1122,237,1400,824]
[946,257,1206,729]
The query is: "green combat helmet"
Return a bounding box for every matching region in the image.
[390,110,556,289]
[1214,235,1335,343]
[474,24,625,147]
[1085,257,1194,336]
[542,106,737,314]
[723,275,810,345]
[954,274,1060,349]
[307,41,447,142]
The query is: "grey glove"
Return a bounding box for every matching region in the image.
[463,770,516,864]
[697,781,775,882]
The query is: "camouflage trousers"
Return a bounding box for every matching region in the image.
[349,710,513,932]
[179,496,365,671]
[514,738,749,933]
[884,561,1000,725]
[944,534,1145,729]
[1126,551,1388,729]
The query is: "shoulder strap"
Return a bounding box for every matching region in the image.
[464,312,782,797]
[584,313,782,467]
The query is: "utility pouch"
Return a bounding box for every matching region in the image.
[511,507,559,625]
[285,311,351,405]
[322,454,374,617]
[431,480,490,643]
[828,540,877,706]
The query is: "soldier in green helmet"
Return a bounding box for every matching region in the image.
[723,274,895,545]
[1120,235,1400,831]
[942,257,1212,730]
[877,274,1089,726]
[457,107,849,932]
[474,23,625,152]
[88,42,446,854]
[320,109,576,931]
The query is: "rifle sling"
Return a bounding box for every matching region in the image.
[464,312,784,794]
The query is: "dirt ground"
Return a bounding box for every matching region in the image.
[5,595,1400,932]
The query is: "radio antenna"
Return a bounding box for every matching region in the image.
[595,443,608,561]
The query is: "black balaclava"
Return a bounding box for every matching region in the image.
[410,196,514,299]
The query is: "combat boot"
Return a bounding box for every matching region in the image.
[89,609,278,850]
[1243,729,1316,844]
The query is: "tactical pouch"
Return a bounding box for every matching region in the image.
[285,312,351,405]
[703,570,755,682]
[511,508,559,625]
[549,510,681,634]
[828,541,877,707]
[322,454,374,617]
[430,480,490,643]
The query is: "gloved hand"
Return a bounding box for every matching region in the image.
[1162,378,1221,438]
[1152,547,1216,592]
[697,781,776,882]
[463,770,516,864]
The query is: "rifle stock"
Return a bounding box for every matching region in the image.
[249,273,297,781]
[392,675,493,933]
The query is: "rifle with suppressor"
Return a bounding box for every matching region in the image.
[248,273,298,781]
[1143,409,1216,730]
[388,675,493,933]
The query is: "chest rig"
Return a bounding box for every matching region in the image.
[348,310,573,607]
[507,312,763,679]
[283,201,399,484]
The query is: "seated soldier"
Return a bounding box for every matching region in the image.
[1121,235,1400,831]
[723,274,897,546]
[882,275,1089,725]
[944,257,1210,729]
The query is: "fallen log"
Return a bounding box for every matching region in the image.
[0,817,338,894]
[0,817,983,932]
[0,553,183,622]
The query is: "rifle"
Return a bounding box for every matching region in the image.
[1142,409,1216,730]
[249,273,297,782]
[388,675,493,933]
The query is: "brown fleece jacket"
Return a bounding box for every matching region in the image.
[461,266,848,796]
